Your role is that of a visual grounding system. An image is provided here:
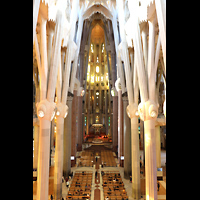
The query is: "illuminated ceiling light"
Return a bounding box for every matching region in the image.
[96,92,99,95]
[111,88,115,96]
[96,66,99,73]
[163,100,166,117]
[37,101,46,119]
[150,111,157,118]
[64,111,68,118]
[91,75,94,83]
[135,111,139,116]
[56,110,60,116]
[148,102,158,119]
[81,89,85,97]
[38,110,44,118]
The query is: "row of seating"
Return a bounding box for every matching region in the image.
[101,150,116,167]
[66,171,93,200]
[102,171,128,200]
[78,151,94,167]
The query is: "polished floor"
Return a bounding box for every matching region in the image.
[33,145,166,200]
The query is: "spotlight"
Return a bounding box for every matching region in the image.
[38,110,45,118]
[149,103,158,119]
[111,88,115,96]
[36,99,56,121]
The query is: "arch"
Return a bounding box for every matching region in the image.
[83,4,113,20]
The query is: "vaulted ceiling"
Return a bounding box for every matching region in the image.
[91,20,105,44]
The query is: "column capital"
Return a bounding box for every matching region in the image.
[126,103,139,119]
[56,103,69,118]
[36,99,56,121]
[138,100,159,121]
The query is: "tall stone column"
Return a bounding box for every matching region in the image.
[155,125,161,168]
[87,88,90,134]
[99,89,102,124]
[36,14,54,200]
[77,94,83,151]
[79,52,85,87]
[112,95,118,151]
[71,90,78,166]
[139,100,158,200]
[54,116,64,200]
[63,95,73,179]
[140,120,145,165]
[118,89,124,166]
[36,99,56,200]
[126,103,140,199]
[33,119,40,170]
[122,94,131,179]
[37,118,52,200]
[54,100,68,200]
[105,89,108,134]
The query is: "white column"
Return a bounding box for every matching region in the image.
[155,125,161,168]
[118,89,123,166]
[36,12,53,200]
[144,119,157,200]
[37,119,51,200]
[36,99,56,200]
[33,120,40,170]
[63,96,73,178]
[105,89,108,134]
[54,117,64,200]
[139,100,158,200]
[122,95,131,179]
[126,103,140,200]
[131,117,140,199]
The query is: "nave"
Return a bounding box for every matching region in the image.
[33,1,166,199]
[33,144,166,200]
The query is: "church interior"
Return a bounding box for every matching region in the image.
[33,0,166,199]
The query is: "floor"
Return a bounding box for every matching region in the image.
[33,145,166,200]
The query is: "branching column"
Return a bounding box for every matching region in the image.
[118,89,123,166]
[126,103,140,200]
[155,125,161,168]
[63,95,73,178]
[77,92,83,151]
[122,94,131,179]
[36,12,56,200]
[33,119,40,170]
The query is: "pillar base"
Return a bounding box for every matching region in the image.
[124,171,131,179]
[54,183,62,200]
